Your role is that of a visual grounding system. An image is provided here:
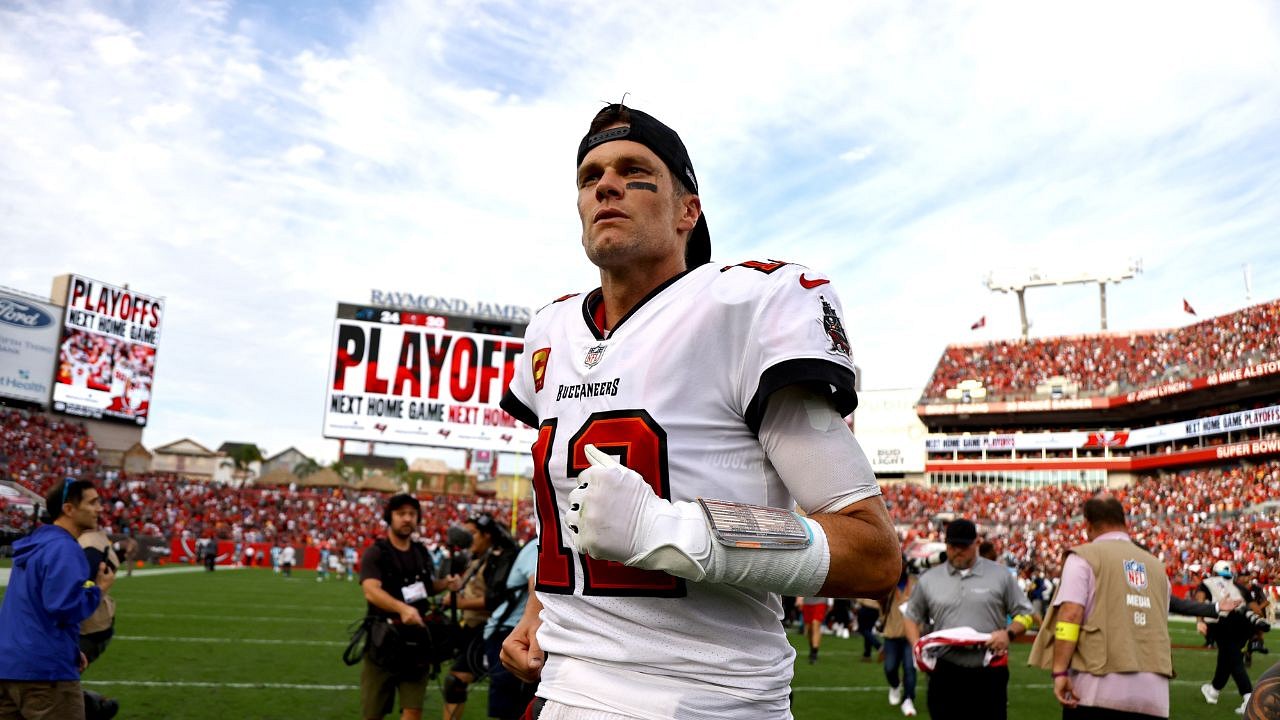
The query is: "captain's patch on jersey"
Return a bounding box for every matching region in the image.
[532,348,551,392]
[584,343,607,368]
[819,295,851,357]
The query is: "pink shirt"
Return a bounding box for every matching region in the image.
[1054,532,1169,718]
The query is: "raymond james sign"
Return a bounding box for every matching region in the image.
[369,291,531,324]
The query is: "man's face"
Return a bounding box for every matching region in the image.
[389,506,418,539]
[946,541,978,570]
[65,488,102,533]
[576,134,699,271]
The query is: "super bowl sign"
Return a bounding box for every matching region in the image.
[323,307,537,451]
[0,289,61,406]
[51,275,164,426]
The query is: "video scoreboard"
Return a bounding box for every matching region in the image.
[323,302,536,452]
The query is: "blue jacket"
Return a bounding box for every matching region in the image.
[0,525,102,680]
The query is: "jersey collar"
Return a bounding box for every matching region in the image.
[580,269,694,340]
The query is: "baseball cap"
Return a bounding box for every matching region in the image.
[1212,560,1233,578]
[577,104,711,267]
[944,519,978,547]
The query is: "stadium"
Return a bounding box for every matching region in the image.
[3,269,1278,718]
[4,4,1280,719]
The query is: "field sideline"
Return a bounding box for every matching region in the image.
[0,566,1271,718]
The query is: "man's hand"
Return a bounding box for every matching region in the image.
[1053,674,1078,708]
[442,574,462,592]
[500,613,545,682]
[986,628,1011,654]
[97,562,116,593]
[564,444,708,580]
[398,604,424,626]
[1217,597,1243,615]
[78,651,89,673]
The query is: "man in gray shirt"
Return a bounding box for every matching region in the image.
[904,519,1034,720]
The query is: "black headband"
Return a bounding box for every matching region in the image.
[577,105,711,266]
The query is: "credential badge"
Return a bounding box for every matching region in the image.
[584,344,607,369]
[1124,559,1148,590]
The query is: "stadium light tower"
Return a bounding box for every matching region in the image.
[985,259,1142,340]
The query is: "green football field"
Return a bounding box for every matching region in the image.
[0,566,1271,718]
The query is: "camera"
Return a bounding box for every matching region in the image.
[904,541,947,575]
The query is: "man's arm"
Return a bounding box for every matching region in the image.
[761,385,901,598]
[1051,601,1085,708]
[43,545,104,624]
[1171,593,1236,617]
[361,578,424,626]
[567,386,899,599]
[500,577,544,682]
[904,617,922,648]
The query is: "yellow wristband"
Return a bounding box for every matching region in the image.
[1013,614,1035,629]
[1055,621,1080,642]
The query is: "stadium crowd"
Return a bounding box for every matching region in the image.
[883,460,1280,586]
[924,298,1280,401]
[3,405,1276,593]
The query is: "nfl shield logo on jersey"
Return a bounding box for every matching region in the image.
[1124,559,1148,590]
[584,344,607,368]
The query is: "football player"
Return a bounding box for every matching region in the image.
[499,104,900,719]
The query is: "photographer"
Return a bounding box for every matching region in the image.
[0,478,113,720]
[359,494,459,720]
[443,513,517,720]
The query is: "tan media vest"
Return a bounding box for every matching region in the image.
[1029,539,1172,677]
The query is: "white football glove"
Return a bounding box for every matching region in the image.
[565,444,709,581]
[564,444,830,596]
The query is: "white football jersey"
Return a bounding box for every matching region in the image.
[502,261,862,718]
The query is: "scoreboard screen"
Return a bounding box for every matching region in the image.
[51,275,164,426]
[323,303,535,451]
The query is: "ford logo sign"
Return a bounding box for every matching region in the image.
[0,298,54,328]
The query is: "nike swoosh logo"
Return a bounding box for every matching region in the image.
[799,274,829,289]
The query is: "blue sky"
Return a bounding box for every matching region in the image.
[3,0,1279,465]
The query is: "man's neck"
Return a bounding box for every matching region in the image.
[53,517,83,539]
[388,533,412,551]
[598,257,685,331]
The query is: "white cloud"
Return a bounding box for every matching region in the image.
[283,143,325,164]
[92,34,144,66]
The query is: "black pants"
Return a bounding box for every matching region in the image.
[857,606,882,657]
[1212,631,1254,696]
[1064,705,1165,720]
[926,661,1008,720]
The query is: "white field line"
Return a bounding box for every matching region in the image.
[126,612,348,624]
[0,564,248,587]
[124,599,355,613]
[118,566,249,578]
[84,679,357,691]
[115,635,345,647]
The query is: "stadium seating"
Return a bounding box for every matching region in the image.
[922,298,1280,402]
[2,406,1273,589]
